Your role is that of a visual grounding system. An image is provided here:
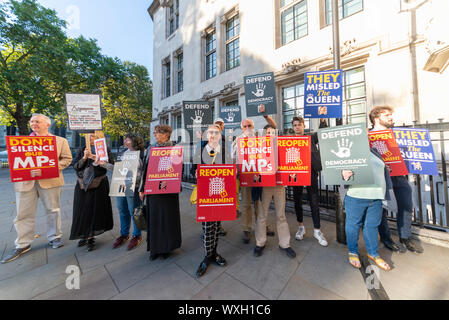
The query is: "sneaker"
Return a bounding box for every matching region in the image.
[242,231,251,244]
[1,246,31,264]
[383,239,400,252]
[314,230,328,246]
[295,226,305,241]
[127,236,142,251]
[400,238,423,254]
[253,245,265,257]
[113,235,129,249]
[49,238,64,249]
[279,246,296,258]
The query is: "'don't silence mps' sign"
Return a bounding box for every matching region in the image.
[244,72,277,117]
[393,128,438,175]
[196,164,237,222]
[276,136,311,186]
[318,123,373,185]
[6,136,59,182]
[304,70,342,119]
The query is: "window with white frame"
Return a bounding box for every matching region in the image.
[280,0,308,46]
[225,14,240,71]
[162,58,171,98]
[282,83,310,131]
[325,0,363,25]
[167,0,179,37]
[205,30,217,80]
[176,50,183,93]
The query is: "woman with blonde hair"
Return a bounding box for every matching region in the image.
[70,131,114,251]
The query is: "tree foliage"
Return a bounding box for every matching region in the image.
[0,0,124,134]
[102,61,153,141]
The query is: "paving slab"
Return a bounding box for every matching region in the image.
[226,245,299,300]
[0,244,47,281]
[278,274,345,300]
[111,263,203,300]
[193,272,267,300]
[32,265,119,300]
[294,241,369,300]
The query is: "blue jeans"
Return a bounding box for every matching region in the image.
[116,191,142,237]
[344,195,382,257]
[379,176,412,241]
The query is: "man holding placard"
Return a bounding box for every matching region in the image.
[369,106,422,254]
[2,114,72,264]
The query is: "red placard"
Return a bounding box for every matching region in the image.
[237,136,276,187]
[6,136,59,182]
[276,136,311,186]
[94,138,108,161]
[196,164,237,222]
[368,129,408,176]
[143,146,183,194]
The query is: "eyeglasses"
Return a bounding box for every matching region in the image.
[242,125,253,128]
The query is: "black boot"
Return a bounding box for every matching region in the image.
[196,257,210,277]
[87,238,95,251]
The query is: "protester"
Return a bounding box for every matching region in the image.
[342,148,392,271]
[69,131,114,252]
[369,106,423,254]
[192,124,229,277]
[254,124,296,259]
[1,114,72,264]
[139,125,182,261]
[291,117,328,246]
[112,133,145,250]
[234,116,276,244]
[212,118,227,236]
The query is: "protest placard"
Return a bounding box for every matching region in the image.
[143,146,183,194]
[219,105,242,129]
[109,151,140,197]
[393,128,438,175]
[318,123,373,185]
[94,138,108,162]
[276,136,311,186]
[196,164,237,222]
[6,136,59,182]
[237,136,276,187]
[244,72,277,117]
[66,93,103,131]
[304,70,342,118]
[183,101,213,137]
[368,129,408,176]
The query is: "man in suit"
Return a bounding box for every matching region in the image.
[1,114,72,264]
[291,117,328,246]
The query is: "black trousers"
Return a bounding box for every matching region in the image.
[292,170,321,229]
[202,221,221,258]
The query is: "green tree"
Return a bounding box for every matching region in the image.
[102,61,153,141]
[0,0,123,134]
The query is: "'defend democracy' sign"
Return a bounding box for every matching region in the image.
[318,123,373,185]
[219,105,241,129]
[244,72,277,117]
[183,101,213,135]
[304,70,342,118]
[393,128,438,175]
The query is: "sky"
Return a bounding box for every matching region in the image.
[37,0,154,77]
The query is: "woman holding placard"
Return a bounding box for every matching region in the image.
[70,131,114,251]
[139,125,182,261]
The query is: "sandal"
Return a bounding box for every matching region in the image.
[348,253,361,269]
[367,254,391,271]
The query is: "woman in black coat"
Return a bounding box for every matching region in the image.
[139,125,182,261]
[70,131,114,251]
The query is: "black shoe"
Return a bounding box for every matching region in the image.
[400,238,423,254]
[253,245,265,257]
[383,239,400,252]
[212,254,227,267]
[149,253,160,261]
[242,231,250,244]
[196,257,210,277]
[279,246,296,258]
[160,252,170,259]
[87,238,95,252]
[78,239,87,247]
[1,246,31,264]
[218,226,227,237]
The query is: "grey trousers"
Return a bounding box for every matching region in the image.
[14,184,63,249]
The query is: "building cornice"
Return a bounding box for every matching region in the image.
[148,0,161,21]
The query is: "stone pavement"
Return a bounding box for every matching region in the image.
[0,169,449,300]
